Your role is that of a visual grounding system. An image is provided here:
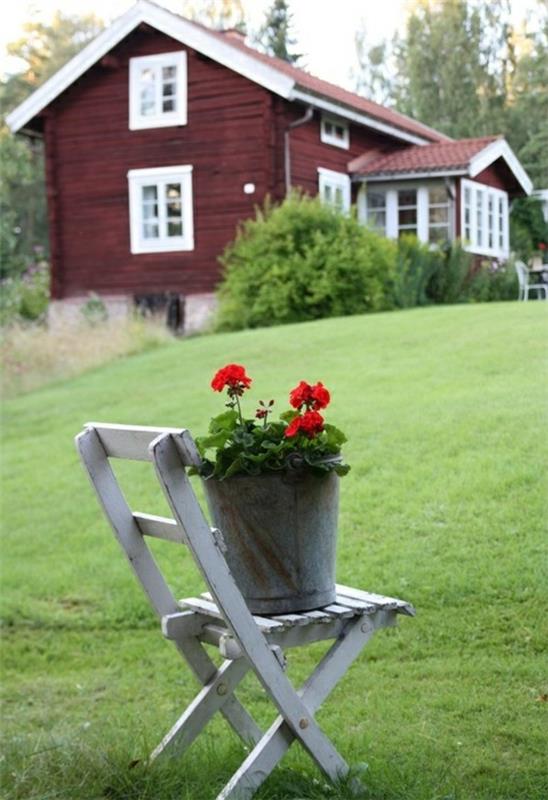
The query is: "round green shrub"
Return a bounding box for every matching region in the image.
[215,194,397,330]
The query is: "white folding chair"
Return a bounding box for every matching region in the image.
[76,422,415,800]
[515,260,548,301]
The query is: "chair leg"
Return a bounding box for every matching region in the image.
[216,614,383,800]
[151,656,252,760]
[173,636,263,747]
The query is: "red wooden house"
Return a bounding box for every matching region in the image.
[7,0,532,330]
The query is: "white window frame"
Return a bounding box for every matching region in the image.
[460,178,509,258]
[128,165,194,254]
[360,180,454,244]
[320,115,350,149]
[318,167,351,213]
[129,51,187,130]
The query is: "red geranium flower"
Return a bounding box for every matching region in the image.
[289,380,330,411]
[284,409,324,439]
[211,364,252,393]
[311,382,330,410]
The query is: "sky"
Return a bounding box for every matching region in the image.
[0,0,542,90]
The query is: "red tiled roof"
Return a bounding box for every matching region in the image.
[349,136,500,176]
[183,19,450,144]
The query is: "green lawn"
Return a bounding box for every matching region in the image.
[1,303,547,800]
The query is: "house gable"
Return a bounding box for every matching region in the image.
[6,0,447,147]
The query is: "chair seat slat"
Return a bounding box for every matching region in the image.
[181,597,286,632]
[322,603,356,619]
[336,583,416,616]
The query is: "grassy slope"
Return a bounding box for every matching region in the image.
[1,303,547,800]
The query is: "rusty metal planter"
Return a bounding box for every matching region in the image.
[202,470,339,615]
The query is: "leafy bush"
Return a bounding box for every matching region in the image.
[510,196,548,261]
[426,240,474,304]
[393,235,437,308]
[216,194,397,330]
[0,259,49,326]
[465,259,519,302]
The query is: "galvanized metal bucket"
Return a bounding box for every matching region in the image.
[202,469,339,614]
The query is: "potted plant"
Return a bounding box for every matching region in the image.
[190,364,350,614]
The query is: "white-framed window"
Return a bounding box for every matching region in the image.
[129,51,187,130]
[320,115,349,149]
[366,189,386,232]
[460,178,508,257]
[398,188,418,237]
[428,185,451,243]
[318,167,351,213]
[128,165,194,254]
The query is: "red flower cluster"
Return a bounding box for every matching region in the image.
[289,381,330,411]
[211,364,252,394]
[285,409,325,439]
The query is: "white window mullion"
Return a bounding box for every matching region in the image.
[158,181,168,239]
[417,186,429,243]
[386,190,398,238]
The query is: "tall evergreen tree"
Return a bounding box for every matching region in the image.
[256,0,302,65]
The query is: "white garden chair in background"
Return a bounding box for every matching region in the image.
[76,422,415,800]
[515,260,548,301]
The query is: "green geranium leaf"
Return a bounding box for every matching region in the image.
[323,423,347,448]
[209,409,238,434]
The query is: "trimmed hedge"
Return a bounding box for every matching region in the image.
[216,194,397,330]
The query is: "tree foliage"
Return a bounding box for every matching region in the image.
[180,0,246,32]
[255,0,302,64]
[354,0,548,187]
[0,13,104,279]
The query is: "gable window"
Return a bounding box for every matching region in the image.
[318,168,351,213]
[128,165,194,253]
[460,178,508,257]
[129,52,187,130]
[320,115,349,149]
[398,189,417,236]
[428,185,451,243]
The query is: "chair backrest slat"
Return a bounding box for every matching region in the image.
[87,422,187,462]
[515,260,528,290]
[133,512,187,544]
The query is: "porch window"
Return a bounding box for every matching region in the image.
[318,168,351,213]
[460,178,509,257]
[366,190,386,232]
[128,165,194,253]
[463,186,472,241]
[320,116,349,149]
[129,52,187,130]
[476,188,484,247]
[398,189,417,236]
[428,185,451,243]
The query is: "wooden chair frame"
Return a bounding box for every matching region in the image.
[76,422,415,800]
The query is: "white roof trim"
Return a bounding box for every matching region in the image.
[291,88,429,146]
[6,0,294,133]
[356,169,466,182]
[7,0,441,148]
[469,138,532,195]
